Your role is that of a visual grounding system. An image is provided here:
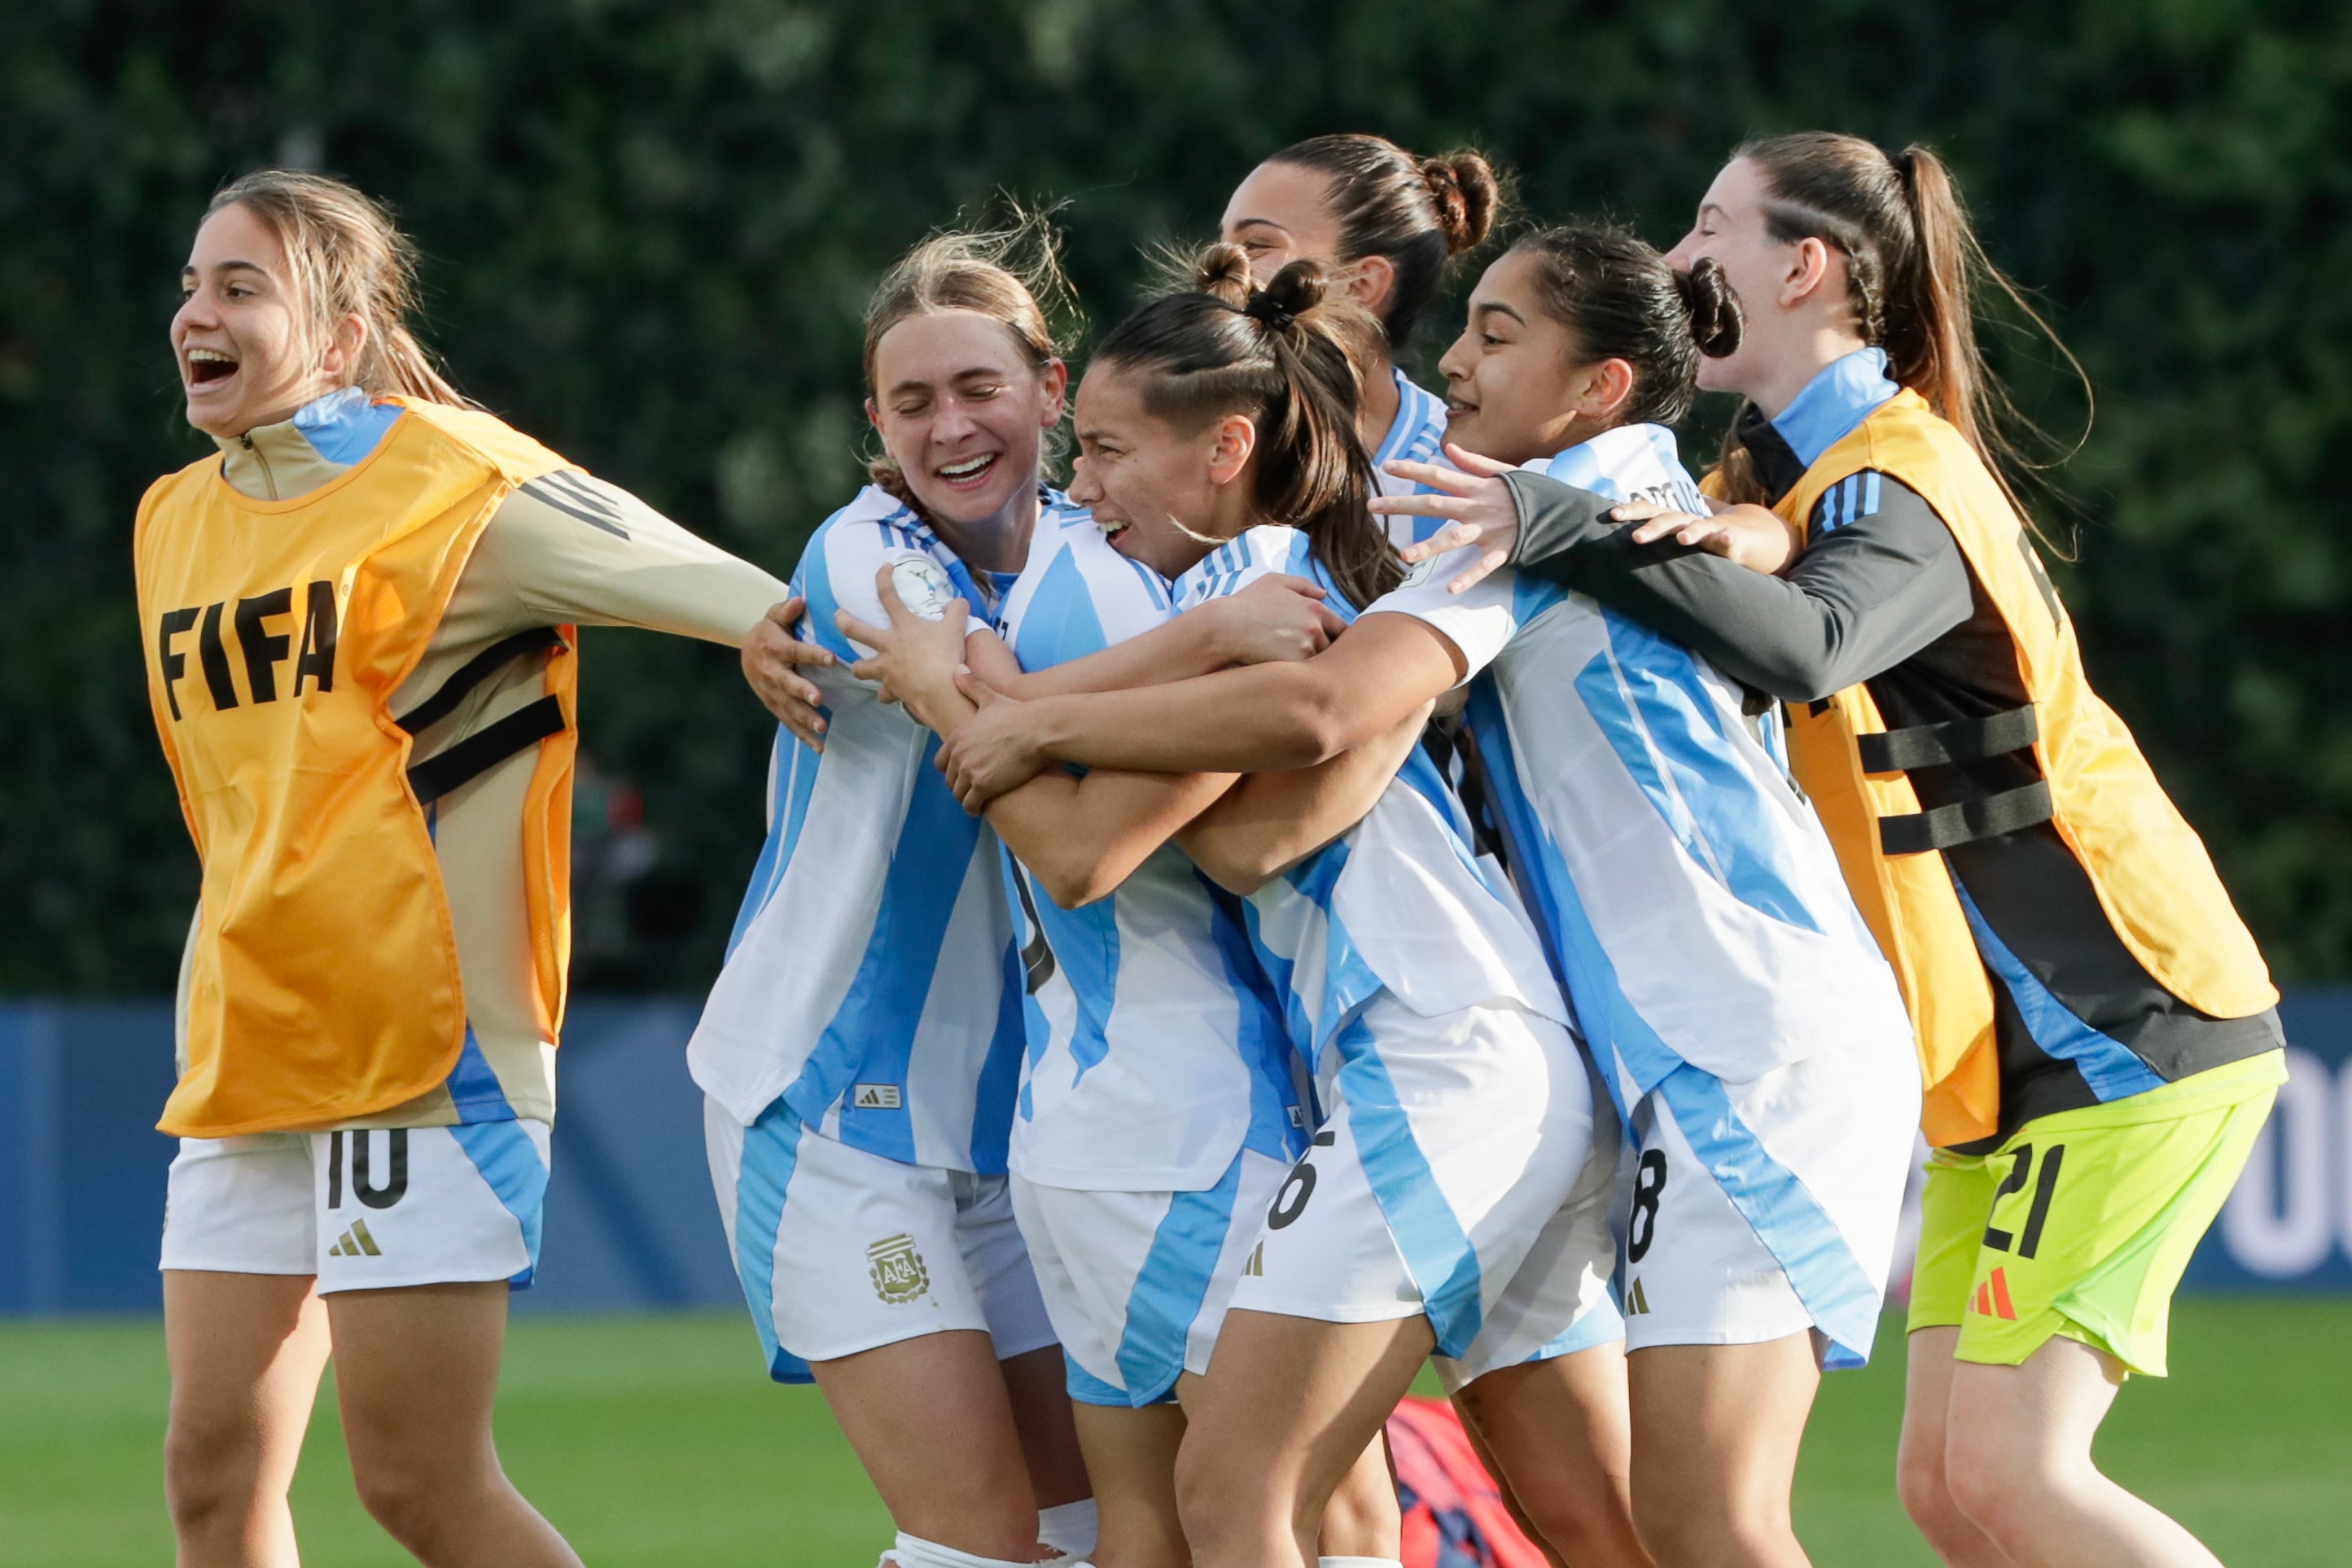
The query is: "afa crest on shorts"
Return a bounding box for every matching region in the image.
[867,1233,931,1304]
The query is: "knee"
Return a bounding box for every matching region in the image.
[1175,1436,1277,1551]
[1632,1480,1785,1568]
[348,1448,489,1555]
[1895,1430,1961,1534]
[1941,1417,2044,1546]
[162,1409,256,1532]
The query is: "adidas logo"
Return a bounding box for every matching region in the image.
[327,1219,382,1258]
[1626,1277,1653,1316]
[852,1084,902,1110]
[1971,1265,2018,1321]
[1242,1242,1264,1278]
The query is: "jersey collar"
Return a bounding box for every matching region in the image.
[215,387,405,501]
[1769,347,1899,468]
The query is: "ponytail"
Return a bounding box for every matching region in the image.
[1096,244,1397,609]
[1711,133,2087,543]
[206,169,467,406]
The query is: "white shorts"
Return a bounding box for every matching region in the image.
[1011,1146,1289,1408]
[1227,995,1619,1373]
[706,1095,1057,1382]
[159,1121,551,1292]
[1612,1031,1920,1366]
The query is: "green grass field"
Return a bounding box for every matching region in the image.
[4,1299,2345,1566]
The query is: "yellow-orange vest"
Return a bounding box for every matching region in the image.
[134,399,578,1137]
[1770,390,2275,1146]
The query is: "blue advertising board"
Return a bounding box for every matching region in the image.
[2,992,2348,1313]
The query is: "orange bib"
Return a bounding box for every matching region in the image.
[135,400,578,1137]
[1768,392,2275,1145]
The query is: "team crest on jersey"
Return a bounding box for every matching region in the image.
[1397,554,1439,591]
[889,557,956,621]
[867,1233,931,1303]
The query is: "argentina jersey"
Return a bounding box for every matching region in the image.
[1373,370,1456,548]
[995,501,1303,1192]
[1364,424,1912,1108]
[688,485,1024,1174]
[1172,527,1567,1064]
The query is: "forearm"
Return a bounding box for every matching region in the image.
[990,768,1237,909]
[1505,470,1973,702]
[1021,661,1368,775]
[1176,703,1431,895]
[993,607,1231,700]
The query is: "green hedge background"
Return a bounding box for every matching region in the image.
[7,0,2349,992]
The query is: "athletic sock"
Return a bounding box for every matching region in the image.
[1037,1499,1099,1558]
[881,1533,1058,1568]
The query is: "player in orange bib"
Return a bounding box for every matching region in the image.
[136,170,791,1567]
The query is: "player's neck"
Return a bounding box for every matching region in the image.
[924,480,1040,574]
[1356,354,1399,456]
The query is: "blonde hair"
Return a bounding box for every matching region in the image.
[861,205,1077,509]
[206,169,467,405]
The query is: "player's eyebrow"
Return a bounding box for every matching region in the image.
[1472,301,1526,327]
[182,260,272,282]
[1229,217,1290,234]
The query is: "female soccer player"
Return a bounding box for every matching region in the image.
[1387,136,2287,1568]
[937,226,1924,1568]
[138,170,794,1567]
[1220,134,1498,491]
[694,217,1343,1568]
[890,248,1624,1568]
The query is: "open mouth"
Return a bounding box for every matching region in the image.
[1445,398,1478,420]
[1097,516,1136,553]
[186,348,239,388]
[935,452,999,488]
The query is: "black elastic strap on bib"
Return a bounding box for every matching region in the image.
[1856,703,2039,774]
[407,696,567,808]
[1877,780,2054,856]
[395,627,567,735]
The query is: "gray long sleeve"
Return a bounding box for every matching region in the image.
[1502,468,1975,703]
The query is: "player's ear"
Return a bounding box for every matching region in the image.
[865,396,883,432]
[1207,413,1256,485]
[1036,357,1069,427]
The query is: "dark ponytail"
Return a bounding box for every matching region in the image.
[1095,244,1398,609]
[1263,134,1506,351]
[1713,132,2087,538]
[1509,224,1744,429]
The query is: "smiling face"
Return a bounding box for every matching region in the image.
[1665,158,1802,398]
[172,201,350,438]
[866,309,1067,531]
[1064,364,1253,579]
[1435,249,1627,466]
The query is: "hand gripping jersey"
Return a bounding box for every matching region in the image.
[1171,528,1566,1062]
[1365,424,1912,1105]
[690,486,1024,1173]
[1765,388,2278,1147]
[994,502,1304,1191]
[135,398,575,1137]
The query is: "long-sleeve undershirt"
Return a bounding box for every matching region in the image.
[1500,466,1976,703]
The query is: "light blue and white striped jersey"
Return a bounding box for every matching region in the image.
[992,504,1304,1192]
[1373,368,1449,493]
[689,486,1025,1174]
[1364,425,1911,1103]
[1171,528,1568,1065]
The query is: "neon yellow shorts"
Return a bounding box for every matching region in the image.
[1907,1050,2284,1377]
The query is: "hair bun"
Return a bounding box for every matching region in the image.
[1193,242,1256,308]
[1257,258,1329,326]
[1676,256,1745,359]
[1421,151,1500,255]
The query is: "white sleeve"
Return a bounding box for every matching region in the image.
[1360,545,1522,683]
[483,471,791,646]
[801,520,987,663]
